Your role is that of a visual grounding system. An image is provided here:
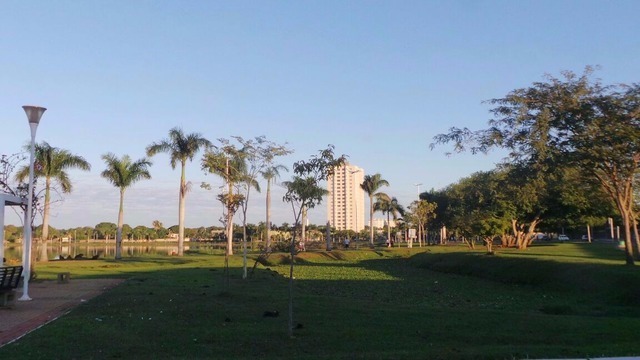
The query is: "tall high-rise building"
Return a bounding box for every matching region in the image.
[327,163,365,232]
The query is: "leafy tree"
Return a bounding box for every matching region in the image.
[433,68,640,264]
[452,171,512,251]
[101,153,152,259]
[146,127,211,256]
[360,173,389,246]
[15,142,90,260]
[156,227,170,240]
[3,225,21,242]
[538,166,614,236]
[132,226,149,240]
[229,136,291,278]
[95,222,117,240]
[152,220,163,230]
[283,145,346,337]
[374,195,405,245]
[407,200,437,247]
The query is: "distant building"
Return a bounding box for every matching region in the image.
[327,163,365,232]
[372,218,395,229]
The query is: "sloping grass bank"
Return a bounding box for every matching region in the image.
[0,245,639,359]
[410,243,640,310]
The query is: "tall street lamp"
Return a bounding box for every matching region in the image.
[19,105,46,301]
[414,183,423,197]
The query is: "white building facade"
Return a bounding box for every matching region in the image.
[327,163,365,232]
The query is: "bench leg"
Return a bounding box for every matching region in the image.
[1,291,15,307]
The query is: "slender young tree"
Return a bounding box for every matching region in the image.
[283,145,346,337]
[201,140,246,256]
[407,200,438,247]
[231,136,291,278]
[100,153,152,259]
[146,128,211,256]
[360,173,389,246]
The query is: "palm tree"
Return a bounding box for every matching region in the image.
[374,195,405,246]
[260,164,288,250]
[101,153,152,259]
[146,128,211,256]
[360,173,389,246]
[16,142,91,260]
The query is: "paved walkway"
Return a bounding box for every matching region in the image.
[0,278,123,347]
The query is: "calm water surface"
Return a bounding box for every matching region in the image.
[3,241,227,261]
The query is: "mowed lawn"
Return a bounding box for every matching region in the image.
[1,242,639,359]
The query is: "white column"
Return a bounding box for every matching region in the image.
[0,203,4,267]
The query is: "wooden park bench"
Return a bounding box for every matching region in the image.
[0,266,23,307]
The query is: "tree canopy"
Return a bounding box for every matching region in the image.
[433,68,640,263]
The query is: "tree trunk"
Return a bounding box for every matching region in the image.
[242,218,247,279]
[226,159,234,256]
[633,217,640,260]
[386,213,391,246]
[325,221,332,251]
[369,195,374,246]
[39,177,52,262]
[266,178,272,251]
[484,236,494,253]
[178,162,187,256]
[521,218,541,249]
[301,207,307,249]
[288,217,302,338]
[619,205,635,265]
[116,189,125,260]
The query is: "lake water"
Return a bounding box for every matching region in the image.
[2,241,230,261]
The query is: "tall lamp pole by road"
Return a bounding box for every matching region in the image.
[19,105,46,301]
[414,183,423,198]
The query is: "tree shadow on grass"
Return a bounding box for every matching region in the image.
[4,252,640,359]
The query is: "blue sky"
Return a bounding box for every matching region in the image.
[1,1,639,229]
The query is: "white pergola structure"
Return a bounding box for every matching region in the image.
[0,193,26,267]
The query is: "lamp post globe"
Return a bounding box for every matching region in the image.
[19,105,46,301]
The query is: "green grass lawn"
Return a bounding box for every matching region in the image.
[1,243,639,359]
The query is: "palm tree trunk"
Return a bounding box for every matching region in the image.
[369,195,374,246]
[116,189,125,260]
[387,212,391,246]
[266,178,272,250]
[178,162,186,256]
[242,217,247,279]
[39,178,52,262]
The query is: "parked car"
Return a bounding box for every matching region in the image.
[558,234,570,241]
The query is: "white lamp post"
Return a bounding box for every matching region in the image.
[19,105,46,301]
[414,183,423,197]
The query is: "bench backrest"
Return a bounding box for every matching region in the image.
[0,266,23,289]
